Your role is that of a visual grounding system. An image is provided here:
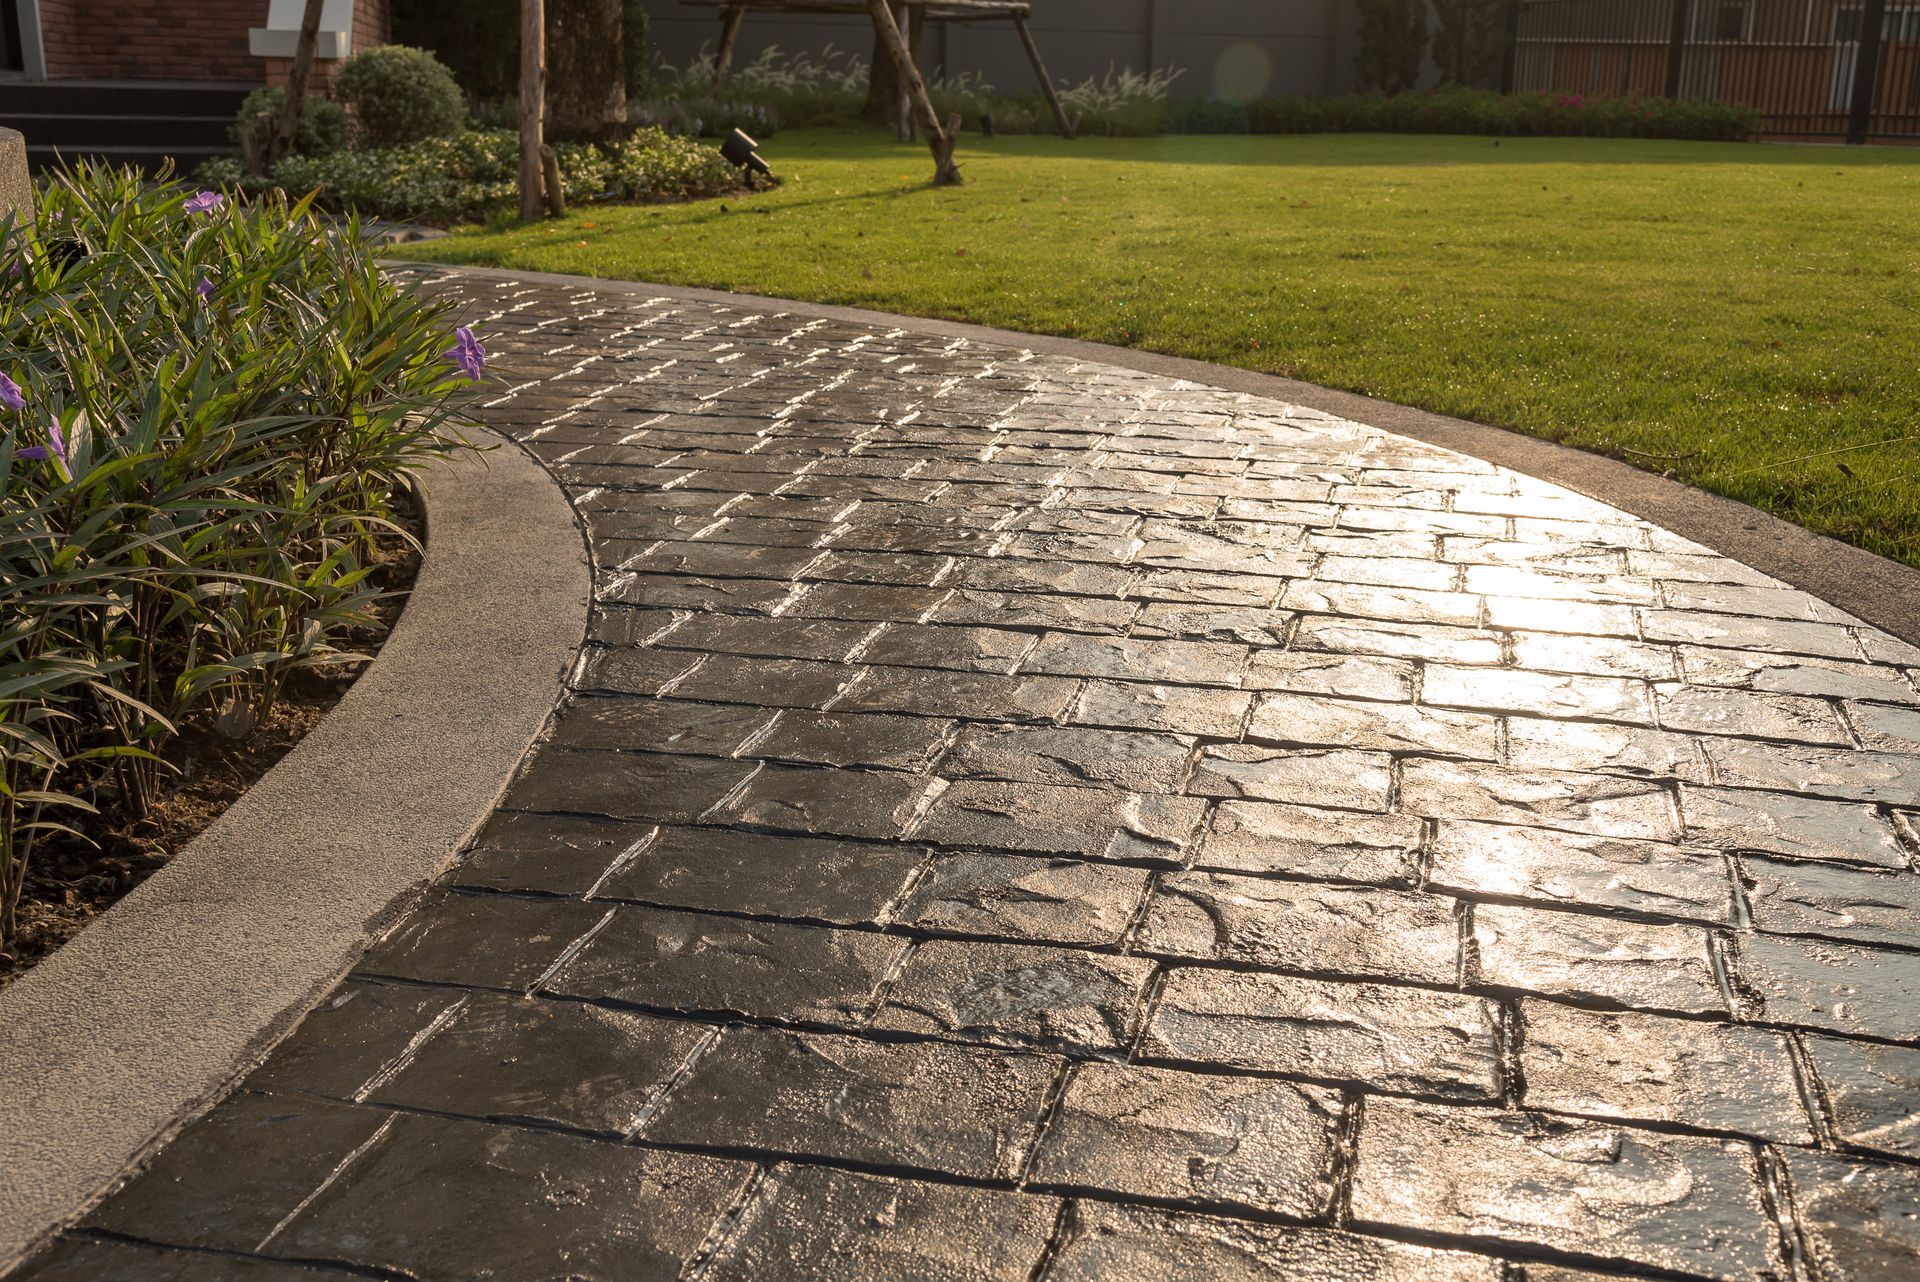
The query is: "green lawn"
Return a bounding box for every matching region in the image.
[400,129,1920,565]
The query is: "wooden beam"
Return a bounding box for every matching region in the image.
[1013,14,1073,139]
[714,4,746,83]
[683,0,1028,15]
[864,0,960,185]
[520,0,546,223]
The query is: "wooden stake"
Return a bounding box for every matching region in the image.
[714,5,746,84]
[266,0,326,170]
[540,144,567,216]
[864,0,959,185]
[1013,14,1074,139]
[520,0,546,223]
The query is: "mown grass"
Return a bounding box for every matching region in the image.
[399,129,1920,564]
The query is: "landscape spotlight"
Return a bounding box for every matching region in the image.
[720,129,773,186]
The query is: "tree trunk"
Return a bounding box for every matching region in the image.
[862,3,924,127]
[546,0,628,143]
[265,0,326,170]
[520,0,545,223]
[863,0,958,184]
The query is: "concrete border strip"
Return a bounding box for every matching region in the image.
[393,263,1920,649]
[0,428,589,1268]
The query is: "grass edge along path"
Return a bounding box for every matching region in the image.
[398,129,1920,566]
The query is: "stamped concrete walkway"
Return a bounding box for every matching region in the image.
[19,269,1920,1281]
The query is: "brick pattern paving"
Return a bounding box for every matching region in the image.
[18,270,1920,1281]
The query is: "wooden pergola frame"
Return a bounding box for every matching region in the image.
[685,0,1076,153]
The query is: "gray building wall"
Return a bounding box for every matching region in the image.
[639,1,1365,99]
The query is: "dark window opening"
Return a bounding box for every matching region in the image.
[0,3,23,74]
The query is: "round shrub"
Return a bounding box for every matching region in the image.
[231,86,349,155]
[336,44,467,149]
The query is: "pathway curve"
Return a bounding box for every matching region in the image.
[19,269,1920,1281]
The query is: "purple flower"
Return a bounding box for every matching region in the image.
[17,418,76,479]
[197,274,214,300]
[446,325,486,380]
[184,190,225,216]
[0,373,23,411]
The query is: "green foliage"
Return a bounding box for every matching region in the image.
[931,66,1180,138]
[0,165,478,945]
[393,0,647,120]
[600,128,750,202]
[1168,97,1251,135]
[623,0,650,99]
[638,98,783,141]
[1431,0,1512,88]
[390,0,519,101]
[642,44,869,133]
[200,127,743,225]
[642,47,1179,139]
[1053,67,1180,136]
[1356,0,1430,95]
[232,86,349,156]
[1247,88,1762,142]
[336,44,468,149]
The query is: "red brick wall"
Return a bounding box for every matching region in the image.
[39,0,391,85]
[38,0,266,82]
[353,0,388,50]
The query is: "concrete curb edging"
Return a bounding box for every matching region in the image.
[398,263,1920,650]
[0,429,589,1269]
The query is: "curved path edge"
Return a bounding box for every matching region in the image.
[410,262,1920,648]
[0,428,589,1269]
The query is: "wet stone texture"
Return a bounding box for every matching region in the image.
[1026,1062,1342,1217]
[31,270,1920,1281]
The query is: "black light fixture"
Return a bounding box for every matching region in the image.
[720,128,773,187]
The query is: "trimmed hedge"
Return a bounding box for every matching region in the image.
[1246,88,1761,142]
[199,127,744,225]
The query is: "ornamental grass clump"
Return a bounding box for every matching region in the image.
[0,164,480,947]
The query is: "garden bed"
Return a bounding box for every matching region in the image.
[0,491,422,986]
[200,127,750,227]
[1,165,481,974]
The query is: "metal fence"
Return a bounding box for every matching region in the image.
[1503,0,1920,141]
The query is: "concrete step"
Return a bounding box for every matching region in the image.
[27,142,229,176]
[0,79,255,118]
[0,80,254,173]
[0,112,231,149]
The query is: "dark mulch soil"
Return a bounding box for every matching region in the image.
[0,490,424,988]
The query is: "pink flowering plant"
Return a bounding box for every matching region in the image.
[0,163,484,947]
